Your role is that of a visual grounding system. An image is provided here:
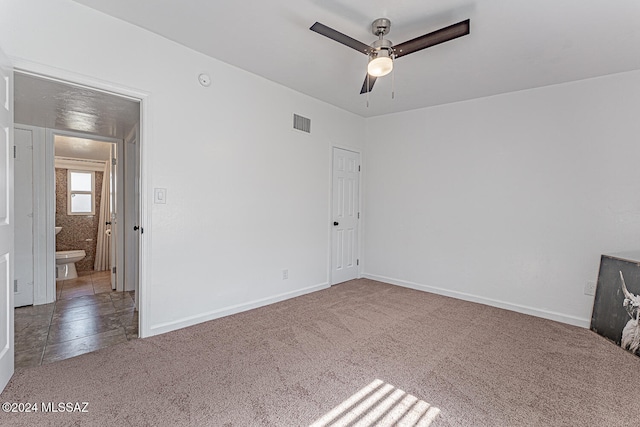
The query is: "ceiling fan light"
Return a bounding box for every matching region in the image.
[368,53,393,77]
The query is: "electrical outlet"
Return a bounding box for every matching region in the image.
[282,269,288,280]
[584,281,597,296]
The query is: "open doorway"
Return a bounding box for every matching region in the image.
[53,134,118,293]
[13,72,143,367]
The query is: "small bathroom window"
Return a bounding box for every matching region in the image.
[67,170,95,215]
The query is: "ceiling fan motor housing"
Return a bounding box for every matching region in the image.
[370,38,394,59]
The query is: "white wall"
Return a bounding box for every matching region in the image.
[0,0,364,336]
[363,70,640,327]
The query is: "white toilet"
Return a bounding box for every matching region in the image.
[55,250,86,281]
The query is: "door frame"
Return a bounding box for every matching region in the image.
[329,145,363,285]
[123,125,140,302]
[13,59,151,338]
[46,129,124,298]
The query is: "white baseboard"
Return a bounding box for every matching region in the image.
[148,282,330,336]
[362,273,591,328]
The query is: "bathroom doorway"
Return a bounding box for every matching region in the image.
[53,134,118,291]
[13,71,144,367]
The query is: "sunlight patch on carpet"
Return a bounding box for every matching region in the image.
[311,379,440,427]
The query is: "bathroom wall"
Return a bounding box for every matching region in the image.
[55,168,104,272]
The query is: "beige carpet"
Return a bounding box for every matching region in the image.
[1,278,638,426]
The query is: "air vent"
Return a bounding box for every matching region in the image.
[293,114,311,133]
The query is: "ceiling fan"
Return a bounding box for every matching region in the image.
[310,18,470,94]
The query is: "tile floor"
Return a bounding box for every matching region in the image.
[14,270,138,369]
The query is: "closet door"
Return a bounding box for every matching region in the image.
[14,127,34,307]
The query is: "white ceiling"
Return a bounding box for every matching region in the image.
[14,73,140,139]
[54,136,112,162]
[73,0,640,118]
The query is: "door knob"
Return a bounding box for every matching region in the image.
[133,226,139,231]
[105,221,111,225]
[333,221,339,226]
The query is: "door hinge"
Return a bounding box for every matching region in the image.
[358,212,360,219]
[112,157,117,166]
[112,266,116,274]
[13,145,16,159]
[14,279,18,292]
[357,259,359,266]
[358,165,361,172]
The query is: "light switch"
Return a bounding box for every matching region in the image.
[154,188,167,204]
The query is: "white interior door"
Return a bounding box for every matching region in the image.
[0,46,15,392]
[14,128,33,307]
[331,147,360,285]
[124,126,139,298]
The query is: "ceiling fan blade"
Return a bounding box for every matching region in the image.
[310,22,370,54]
[360,74,378,94]
[394,19,470,58]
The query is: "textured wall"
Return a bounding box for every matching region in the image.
[55,168,103,272]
